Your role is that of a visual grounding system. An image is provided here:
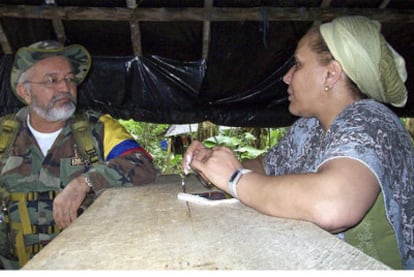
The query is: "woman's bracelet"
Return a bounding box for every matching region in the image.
[227,168,252,198]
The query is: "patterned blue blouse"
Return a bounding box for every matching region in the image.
[265,99,414,269]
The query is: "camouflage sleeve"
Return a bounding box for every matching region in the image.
[83,114,157,193]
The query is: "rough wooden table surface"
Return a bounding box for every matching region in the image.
[23,174,390,270]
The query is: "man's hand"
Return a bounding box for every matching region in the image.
[53,176,90,229]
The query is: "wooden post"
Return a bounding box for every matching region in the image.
[0,20,12,54]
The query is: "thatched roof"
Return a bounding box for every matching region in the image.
[1,0,413,127]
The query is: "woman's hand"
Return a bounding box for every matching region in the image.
[182,140,211,174]
[189,145,243,192]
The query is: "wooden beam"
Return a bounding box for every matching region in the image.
[379,0,391,9]
[129,17,142,56]
[313,0,332,25]
[1,5,414,23]
[321,0,333,6]
[127,0,142,56]
[0,20,12,54]
[52,19,66,45]
[202,0,213,59]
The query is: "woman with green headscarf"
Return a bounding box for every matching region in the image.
[183,16,414,269]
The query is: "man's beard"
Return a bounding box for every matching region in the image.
[32,93,77,122]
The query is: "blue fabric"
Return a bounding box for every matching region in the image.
[106,139,143,161]
[265,99,414,269]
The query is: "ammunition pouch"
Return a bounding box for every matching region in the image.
[0,184,12,268]
[0,191,60,269]
[71,114,99,165]
[0,115,19,160]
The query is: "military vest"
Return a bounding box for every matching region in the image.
[0,111,100,269]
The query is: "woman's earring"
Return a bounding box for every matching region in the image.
[324,86,330,92]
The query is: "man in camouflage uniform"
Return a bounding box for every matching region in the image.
[0,41,157,269]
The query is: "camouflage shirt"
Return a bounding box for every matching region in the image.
[0,107,157,268]
[265,99,414,269]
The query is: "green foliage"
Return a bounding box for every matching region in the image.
[203,127,287,162]
[121,117,413,173]
[119,119,288,174]
[204,134,266,161]
[267,127,288,149]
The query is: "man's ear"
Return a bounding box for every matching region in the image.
[15,84,31,104]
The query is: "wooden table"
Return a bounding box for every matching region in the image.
[23,174,390,270]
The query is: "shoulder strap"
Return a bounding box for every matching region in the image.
[71,113,99,165]
[0,114,20,160]
[0,112,100,165]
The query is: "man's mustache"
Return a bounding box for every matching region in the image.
[50,92,76,105]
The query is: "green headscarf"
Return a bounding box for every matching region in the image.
[320,16,408,107]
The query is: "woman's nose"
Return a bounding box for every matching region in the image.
[283,66,294,85]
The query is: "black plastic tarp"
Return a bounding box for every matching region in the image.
[1,16,412,127]
[0,19,304,128]
[0,53,298,127]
